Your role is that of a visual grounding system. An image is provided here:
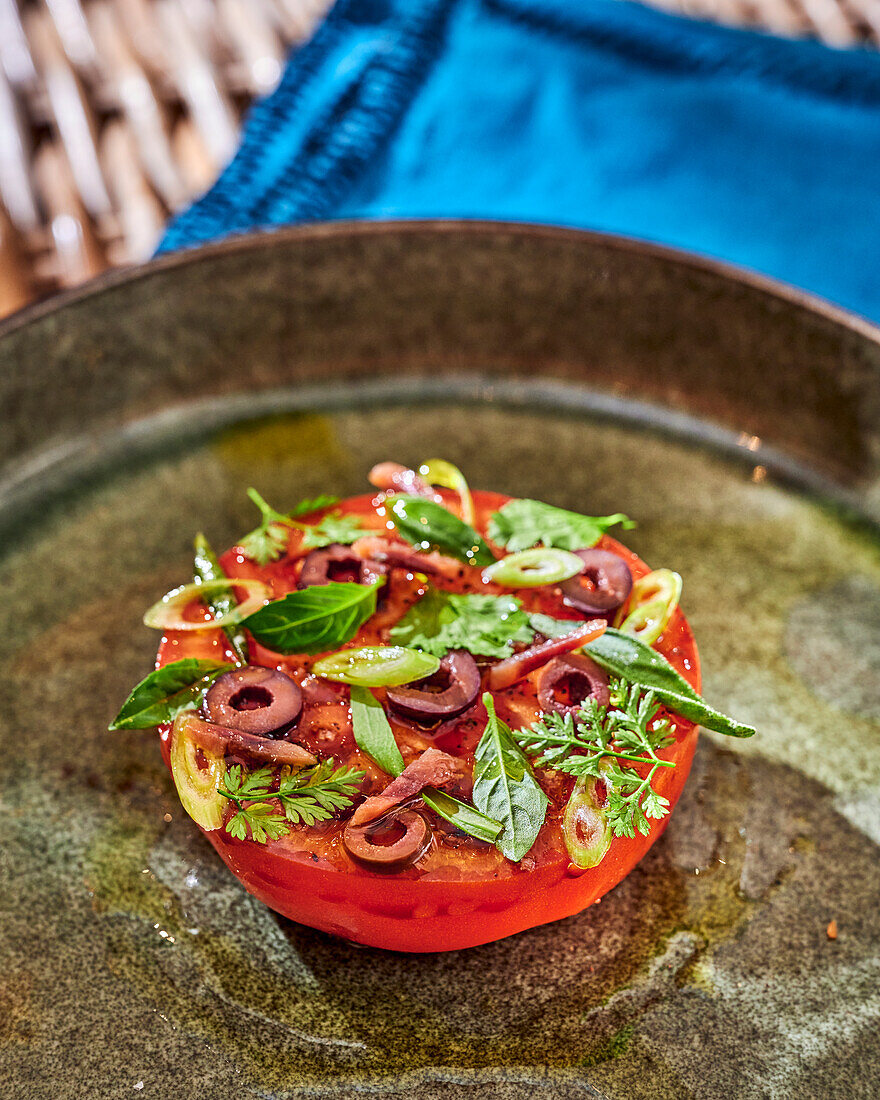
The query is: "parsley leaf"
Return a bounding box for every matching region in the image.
[242,580,383,655]
[238,489,342,565]
[389,588,534,658]
[515,678,674,839]
[299,511,366,550]
[218,760,365,843]
[488,498,633,553]
[473,693,548,862]
[109,658,233,730]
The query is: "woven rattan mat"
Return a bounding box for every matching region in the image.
[1,0,877,319]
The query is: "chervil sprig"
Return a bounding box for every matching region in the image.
[238,489,348,565]
[515,677,676,839]
[218,759,365,843]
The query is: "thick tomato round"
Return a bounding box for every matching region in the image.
[156,491,700,952]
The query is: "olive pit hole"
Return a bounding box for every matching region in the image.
[366,820,408,847]
[229,685,273,711]
[550,672,594,709]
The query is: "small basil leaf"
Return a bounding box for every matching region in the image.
[585,629,756,738]
[388,495,494,566]
[110,658,233,730]
[473,693,548,862]
[242,580,382,655]
[488,498,633,553]
[349,686,406,776]
[420,789,503,845]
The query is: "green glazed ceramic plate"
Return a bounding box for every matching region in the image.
[1,223,879,1099]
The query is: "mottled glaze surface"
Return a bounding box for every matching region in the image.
[1,224,879,1098]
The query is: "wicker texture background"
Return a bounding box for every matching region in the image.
[0,0,877,319]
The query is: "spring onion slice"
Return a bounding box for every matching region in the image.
[562,775,612,869]
[419,458,476,525]
[482,547,585,588]
[313,645,440,687]
[144,578,271,631]
[616,569,682,645]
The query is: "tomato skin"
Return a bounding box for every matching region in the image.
[156,491,700,952]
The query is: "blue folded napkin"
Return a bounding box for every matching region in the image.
[159,0,880,322]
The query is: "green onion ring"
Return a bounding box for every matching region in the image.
[419,458,476,526]
[482,547,585,588]
[143,578,271,631]
[563,775,612,869]
[616,568,682,644]
[312,645,441,687]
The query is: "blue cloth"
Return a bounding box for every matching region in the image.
[159,0,880,322]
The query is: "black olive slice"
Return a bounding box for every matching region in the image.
[298,544,387,588]
[385,651,480,722]
[203,665,303,739]
[560,549,633,615]
[536,654,610,716]
[343,810,431,869]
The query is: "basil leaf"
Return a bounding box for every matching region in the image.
[110,658,233,730]
[299,512,365,550]
[194,532,248,664]
[585,629,756,738]
[390,588,534,659]
[349,685,406,776]
[473,693,548,862]
[420,789,503,845]
[388,495,494,566]
[488,498,633,553]
[242,580,382,655]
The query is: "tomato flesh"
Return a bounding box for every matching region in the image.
[156,491,700,951]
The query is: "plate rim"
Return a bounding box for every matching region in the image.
[3,218,880,349]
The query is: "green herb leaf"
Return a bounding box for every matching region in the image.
[299,511,366,550]
[238,489,341,565]
[516,678,675,839]
[218,760,364,843]
[420,789,503,845]
[488,498,633,553]
[585,628,756,738]
[349,685,406,776]
[390,588,534,659]
[242,580,383,655]
[109,658,233,730]
[388,494,494,565]
[473,693,548,862]
[194,532,249,664]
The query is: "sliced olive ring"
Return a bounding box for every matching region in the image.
[536,653,610,716]
[203,665,302,739]
[560,548,633,615]
[343,810,431,869]
[385,651,480,722]
[298,544,387,588]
